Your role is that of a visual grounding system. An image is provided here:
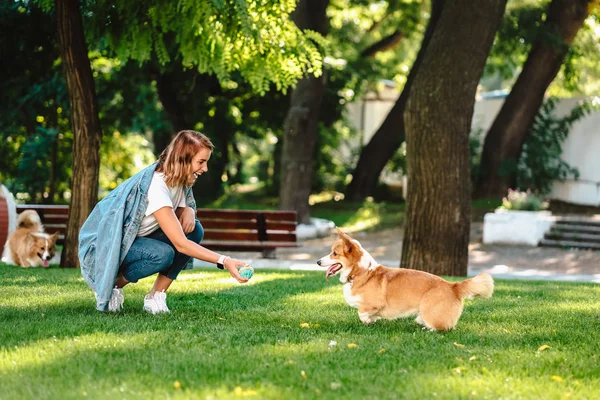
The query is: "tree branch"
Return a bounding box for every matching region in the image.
[360,30,404,58]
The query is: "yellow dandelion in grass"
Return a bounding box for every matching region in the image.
[552,375,564,383]
[234,386,243,396]
[378,348,386,354]
[453,342,465,348]
[538,344,551,352]
[301,370,307,379]
[173,380,181,390]
[300,322,310,328]
[469,356,477,362]
[347,343,357,348]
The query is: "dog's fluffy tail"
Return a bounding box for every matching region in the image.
[17,210,43,230]
[454,273,494,300]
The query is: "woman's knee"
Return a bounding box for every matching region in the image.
[155,245,176,266]
[187,220,204,243]
[121,242,175,282]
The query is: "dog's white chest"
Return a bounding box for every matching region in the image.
[343,283,362,308]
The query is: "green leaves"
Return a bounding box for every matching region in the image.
[517,97,597,194]
[85,0,326,94]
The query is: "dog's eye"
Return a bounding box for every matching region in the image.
[333,251,337,256]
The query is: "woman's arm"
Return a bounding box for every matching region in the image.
[153,206,248,283]
[174,206,195,234]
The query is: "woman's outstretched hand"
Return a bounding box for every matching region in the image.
[224,257,249,283]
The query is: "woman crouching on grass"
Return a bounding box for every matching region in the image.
[79,130,248,313]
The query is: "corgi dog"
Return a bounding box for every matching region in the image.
[317,229,494,331]
[2,210,58,268]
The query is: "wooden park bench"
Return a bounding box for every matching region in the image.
[15,205,299,258]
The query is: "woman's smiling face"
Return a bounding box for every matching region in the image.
[188,147,212,185]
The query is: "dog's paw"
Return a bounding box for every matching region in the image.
[359,312,379,324]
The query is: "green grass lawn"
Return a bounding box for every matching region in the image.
[1,264,599,400]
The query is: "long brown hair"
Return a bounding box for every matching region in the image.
[157,130,214,187]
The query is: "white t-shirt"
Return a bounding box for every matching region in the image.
[137,172,186,236]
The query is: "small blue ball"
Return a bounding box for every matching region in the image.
[239,266,254,280]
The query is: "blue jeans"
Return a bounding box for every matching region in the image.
[120,220,204,283]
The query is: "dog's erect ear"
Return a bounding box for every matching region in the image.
[50,232,59,243]
[335,227,350,239]
[336,228,354,253]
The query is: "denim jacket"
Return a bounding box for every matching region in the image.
[78,163,197,311]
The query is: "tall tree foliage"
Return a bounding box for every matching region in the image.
[81,0,325,94]
[0,1,71,202]
[475,0,591,198]
[345,0,444,201]
[401,0,507,276]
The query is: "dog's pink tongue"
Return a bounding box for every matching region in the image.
[42,259,49,267]
[325,265,336,280]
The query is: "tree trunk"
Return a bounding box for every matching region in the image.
[48,131,58,204]
[278,0,329,224]
[56,0,102,268]
[401,0,507,276]
[345,0,445,201]
[154,72,187,153]
[475,0,589,198]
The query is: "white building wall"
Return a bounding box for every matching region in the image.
[348,84,399,145]
[471,96,600,206]
[348,89,600,206]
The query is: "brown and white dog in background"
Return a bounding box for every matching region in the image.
[2,210,58,268]
[317,229,494,331]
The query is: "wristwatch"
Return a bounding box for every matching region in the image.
[217,254,228,270]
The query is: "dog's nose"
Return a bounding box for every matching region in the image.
[317,260,321,266]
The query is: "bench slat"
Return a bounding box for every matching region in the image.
[44,225,66,233]
[197,208,297,222]
[17,205,70,214]
[203,230,297,242]
[201,241,300,250]
[200,220,257,230]
[200,219,296,231]
[40,216,69,224]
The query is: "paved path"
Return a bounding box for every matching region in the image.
[194,222,600,283]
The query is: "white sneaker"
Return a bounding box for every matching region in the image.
[143,290,170,314]
[108,287,124,312]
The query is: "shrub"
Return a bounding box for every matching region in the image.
[500,189,549,211]
[517,97,597,194]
